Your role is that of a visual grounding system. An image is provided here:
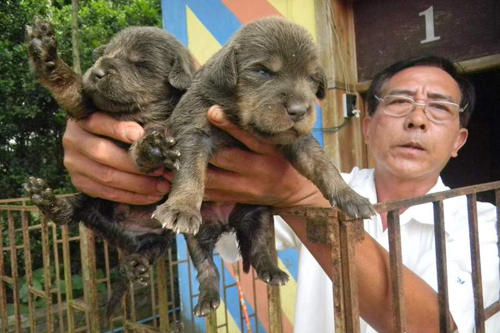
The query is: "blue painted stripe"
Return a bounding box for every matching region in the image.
[162,0,189,46]
[186,0,243,45]
[313,104,325,147]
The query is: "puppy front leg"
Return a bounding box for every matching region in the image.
[281,136,375,219]
[129,124,181,173]
[152,137,209,234]
[26,18,91,119]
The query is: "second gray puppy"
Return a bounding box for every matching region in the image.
[154,17,375,316]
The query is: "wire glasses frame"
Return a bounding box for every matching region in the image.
[374,95,467,124]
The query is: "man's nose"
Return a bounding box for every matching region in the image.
[404,105,428,130]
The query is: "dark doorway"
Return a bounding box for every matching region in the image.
[441,69,500,203]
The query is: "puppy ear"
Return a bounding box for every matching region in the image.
[92,45,107,61]
[168,55,194,91]
[208,44,237,90]
[315,66,327,100]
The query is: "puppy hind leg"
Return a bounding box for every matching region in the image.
[24,176,80,226]
[185,231,221,317]
[231,205,289,286]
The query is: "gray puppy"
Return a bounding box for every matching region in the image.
[24,18,194,316]
[152,17,375,316]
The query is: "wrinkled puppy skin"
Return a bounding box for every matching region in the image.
[25,17,196,317]
[152,17,374,317]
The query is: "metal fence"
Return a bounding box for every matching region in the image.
[1,180,500,332]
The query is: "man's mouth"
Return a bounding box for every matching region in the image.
[399,142,425,151]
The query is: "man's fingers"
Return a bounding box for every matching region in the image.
[73,113,144,144]
[65,152,171,196]
[71,174,164,205]
[207,105,276,155]
[64,121,143,175]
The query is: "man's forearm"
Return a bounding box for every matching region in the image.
[283,215,454,333]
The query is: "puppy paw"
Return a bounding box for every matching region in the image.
[121,254,150,286]
[24,176,60,218]
[152,203,202,235]
[130,129,180,173]
[330,187,375,219]
[193,289,220,317]
[26,17,59,80]
[256,265,289,286]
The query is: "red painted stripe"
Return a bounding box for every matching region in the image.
[221,0,283,24]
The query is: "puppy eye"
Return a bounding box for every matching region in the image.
[255,68,273,79]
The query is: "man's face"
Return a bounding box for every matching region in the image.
[363,66,469,182]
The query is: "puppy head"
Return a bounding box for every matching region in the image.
[208,17,327,145]
[83,26,195,114]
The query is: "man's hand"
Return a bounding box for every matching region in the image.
[63,113,171,205]
[204,106,329,208]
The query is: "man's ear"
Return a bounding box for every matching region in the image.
[168,54,195,92]
[316,66,327,100]
[451,128,468,158]
[92,45,107,61]
[207,43,237,91]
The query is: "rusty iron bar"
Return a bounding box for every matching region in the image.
[79,225,100,332]
[339,217,362,333]
[467,193,486,333]
[8,211,21,333]
[21,212,37,332]
[387,209,406,332]
[156,258,170,333]
[123,320,160,332]
[267,218,283,333]
[51,223,66,333]
[433,200,451,332]
[41,215,55,332]
[0,214,8,333]
[374,180,500,213]
[61,224,77,333]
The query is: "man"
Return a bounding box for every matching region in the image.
[62,56,499,332]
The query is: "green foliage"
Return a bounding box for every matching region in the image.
[0,0,162,199]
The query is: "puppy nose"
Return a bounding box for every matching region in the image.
[92,67,107,80]
[287,103,307,122]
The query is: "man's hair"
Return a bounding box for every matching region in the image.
[366,55,475,128]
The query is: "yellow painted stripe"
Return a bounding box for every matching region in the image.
[186,6,222,65]
[216,299,242,333]
[267,0,317,40]
[278,257,297,325]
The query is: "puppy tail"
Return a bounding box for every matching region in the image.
[106,277,128,318]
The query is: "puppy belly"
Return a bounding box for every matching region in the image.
[201,202,236,226]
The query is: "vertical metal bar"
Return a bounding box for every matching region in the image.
[149,261,158,328]
[52,223,65,333]
[433,200,451,332]
[168,247,177,323]
[339,218,361,333]
[61,225,75,333]
[0,213,8,333]
[206,311,218,333]
[156,257,170,333]
[21,211,37,332]
[8,211,21,333]
[79,225,100,332]
[41,215,54,332]
[387,209,406,332]
[267,219,283,333]
[467,193,485,333]
[327,212,345,333]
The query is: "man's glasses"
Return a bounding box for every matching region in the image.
[374,95,466,124]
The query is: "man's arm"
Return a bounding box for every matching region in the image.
[206,106,453,333]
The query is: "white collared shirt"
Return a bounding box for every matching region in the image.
[215,167,500,332]
[273,167,500,333]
